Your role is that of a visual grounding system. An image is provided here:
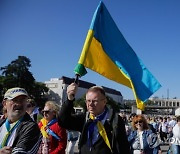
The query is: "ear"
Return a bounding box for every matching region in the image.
[104,98,107,105]
[2,100,6,107]
[53,111,57,116]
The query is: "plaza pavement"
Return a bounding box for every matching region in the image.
[72,142,170,154]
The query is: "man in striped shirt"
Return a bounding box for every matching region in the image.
[0,87,42,154]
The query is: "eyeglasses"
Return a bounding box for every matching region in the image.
[10,98,27,103]
[134,120,143,124]
[42,110,51,114]
[85,98,105,104]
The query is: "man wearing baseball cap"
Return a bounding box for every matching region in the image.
[0,87,42,154]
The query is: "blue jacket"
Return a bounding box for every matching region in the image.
[128,130,160,154]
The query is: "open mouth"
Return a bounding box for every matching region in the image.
[13,106,23,111]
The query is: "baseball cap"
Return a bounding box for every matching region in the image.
[4,87,29,100]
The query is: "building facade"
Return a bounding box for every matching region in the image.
[149,98,180,108]
[45,76,123,106]
[123,98,180,115]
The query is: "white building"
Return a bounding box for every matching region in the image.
[149,97,180,108]
[145,97,180,115]
[175,107,180,116]
[45,76,123,106]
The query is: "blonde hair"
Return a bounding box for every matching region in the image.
[45,101,60,118]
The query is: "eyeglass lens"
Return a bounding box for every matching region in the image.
[42,110,50,114]
[135,120,143,124]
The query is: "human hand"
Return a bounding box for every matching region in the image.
[158,149,162,154]
[67,83,78,100]
[0,146,12,154]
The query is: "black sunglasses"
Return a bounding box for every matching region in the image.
[134,120,143,124]
[42,110,51,114]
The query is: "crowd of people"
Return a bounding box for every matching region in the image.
[0,84,180,154]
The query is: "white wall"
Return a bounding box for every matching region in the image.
[175,107,180,116]
[45,78,123,106]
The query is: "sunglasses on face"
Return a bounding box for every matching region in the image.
[134,120,143,124]
[42,110,51,114]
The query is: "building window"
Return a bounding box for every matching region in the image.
[173,102,175,106]
[156,101,159,106]
[169,102,172,106]
[166,102,168,106]
[162,102,165,106]
[177,102,179,107]
[47,83,58,88]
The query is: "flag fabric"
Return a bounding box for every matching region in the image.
[74,1,161,110]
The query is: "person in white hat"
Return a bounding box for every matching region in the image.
[0,87,42,154]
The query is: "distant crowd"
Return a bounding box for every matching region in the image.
[0,85,180,154]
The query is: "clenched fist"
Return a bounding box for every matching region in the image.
[67,83,78,100]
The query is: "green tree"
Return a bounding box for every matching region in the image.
[0,75,4,102]
[74,94,87,111]
[106,96,121,112]
[0,56,48,108]
[1,56,34,90]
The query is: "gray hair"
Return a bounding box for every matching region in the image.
[45,101,60,118]
[86,86,106,96]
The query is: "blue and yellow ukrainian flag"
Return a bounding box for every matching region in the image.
[74,1,161,110]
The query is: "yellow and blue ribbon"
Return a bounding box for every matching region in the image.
[0,117,23,148]
[88,108,112,152]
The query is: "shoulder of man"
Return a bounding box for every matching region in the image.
[17,113,40,133]
[111,112,125,129]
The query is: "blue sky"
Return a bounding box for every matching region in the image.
[0,0,180,100]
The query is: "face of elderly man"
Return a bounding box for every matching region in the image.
[85,90,106,116]
[3,95,28,123]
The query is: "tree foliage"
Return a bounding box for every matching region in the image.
[74,94,87,112]
[106,96,121,112]
[0,56,49,108]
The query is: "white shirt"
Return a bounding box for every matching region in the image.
[138,131,144,149]
[0,122,17,147]
[161,122,168,133]
[173,123,180,139]
[132,131,144,154]
[169,120,177,128]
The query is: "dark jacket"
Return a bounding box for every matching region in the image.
[0,113,42,154]
[58,99,130,154]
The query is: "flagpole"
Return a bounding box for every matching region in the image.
[74,74,79,84]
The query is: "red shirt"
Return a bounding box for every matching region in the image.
[38,121,67,154]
